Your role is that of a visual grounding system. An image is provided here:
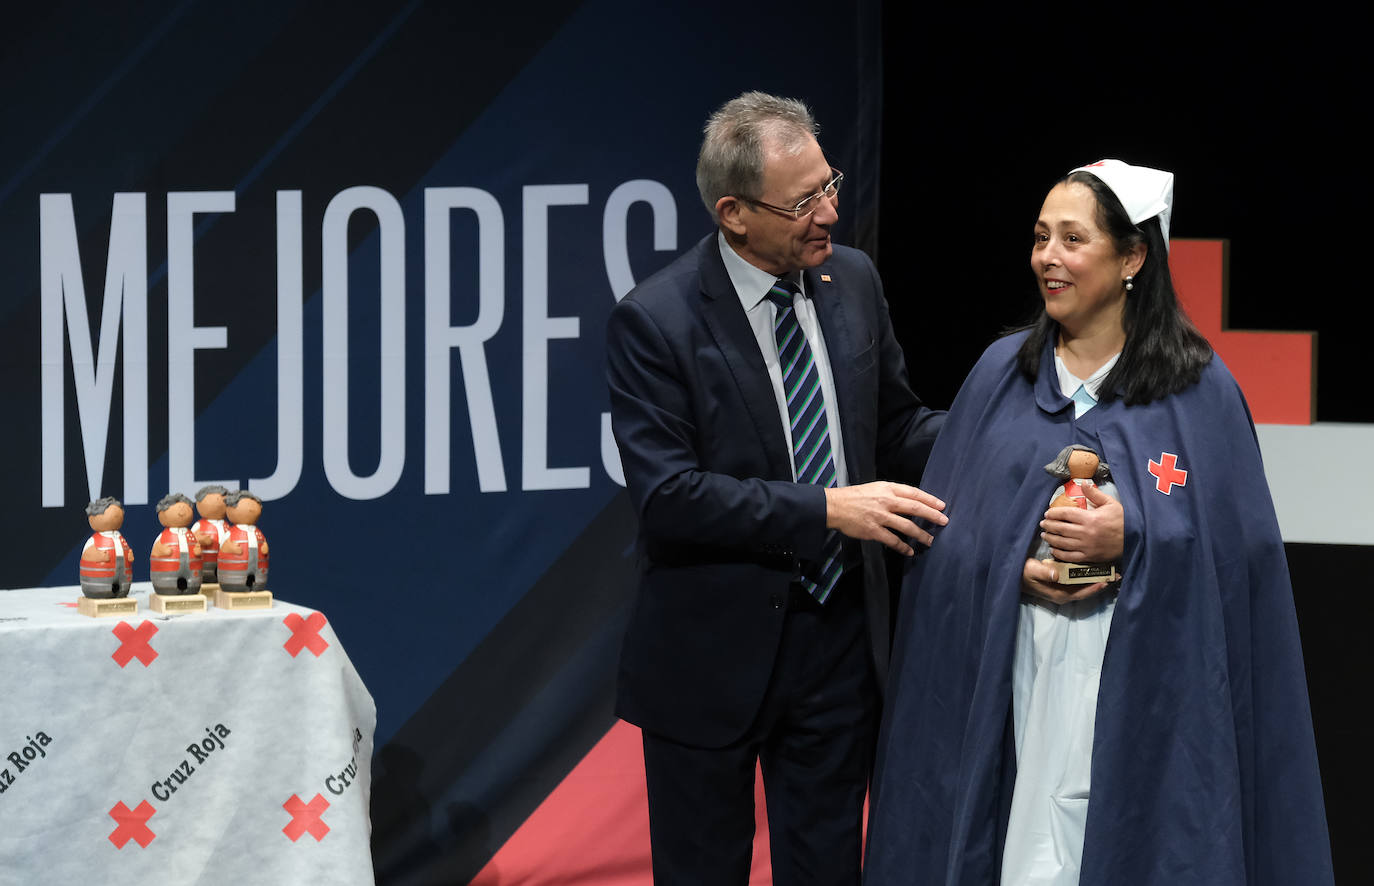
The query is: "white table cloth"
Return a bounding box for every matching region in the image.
[0,583,376,885]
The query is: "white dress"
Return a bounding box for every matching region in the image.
[1000,354,1119,886]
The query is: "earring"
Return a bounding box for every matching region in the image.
[1124,275,1134,291]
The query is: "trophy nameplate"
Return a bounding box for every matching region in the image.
[214,588,273,610]
[77,596,139,618]
[1050,561,1121,585]
[150,593,209,614]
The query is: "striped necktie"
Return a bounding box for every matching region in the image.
[767,277,845,603]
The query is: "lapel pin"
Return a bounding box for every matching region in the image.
[820,274,832,282]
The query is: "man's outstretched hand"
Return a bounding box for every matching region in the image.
[825,482,947,556]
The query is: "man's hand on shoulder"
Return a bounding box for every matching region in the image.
[825,482,947,556]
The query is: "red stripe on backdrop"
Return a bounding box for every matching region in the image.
[1170,240,1314,424]
[471,720,774,885]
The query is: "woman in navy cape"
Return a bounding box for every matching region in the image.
[864,161,1332,885]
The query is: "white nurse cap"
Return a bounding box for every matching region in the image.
[1070,159,1174,247]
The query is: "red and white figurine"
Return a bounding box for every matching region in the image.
[1035,444,1121,584]
[192,484,231,585]
[1046,446,1104,511]
[217,490,269,593]
[79,497,134,598]
[150,492,204,595]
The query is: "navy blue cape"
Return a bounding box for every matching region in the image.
[865,332,1333,885]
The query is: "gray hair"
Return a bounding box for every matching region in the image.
[1043,444,1112,481]
[223,489,262,508]
[85,496,122,516]
[696,91,819,222]
[156,492,194,513]
[195,484,230,502]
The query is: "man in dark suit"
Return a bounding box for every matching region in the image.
[606,91,946,884]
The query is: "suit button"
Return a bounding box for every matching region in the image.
[770,593,784,609]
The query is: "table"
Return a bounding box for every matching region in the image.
[0,583,376,886]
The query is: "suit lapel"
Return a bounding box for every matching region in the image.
[697,238,794,480]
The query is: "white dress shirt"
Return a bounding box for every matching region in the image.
[717,232,849,486]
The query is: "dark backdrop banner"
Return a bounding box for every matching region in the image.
[1,1,880,882]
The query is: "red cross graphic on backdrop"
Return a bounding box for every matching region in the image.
[108,800,156,848]
[283,612,330,658]
[1148,452,1188,494]
[283,793,331,842]
[111,620,159,667]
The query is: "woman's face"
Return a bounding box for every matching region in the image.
[1031,182,1138,337]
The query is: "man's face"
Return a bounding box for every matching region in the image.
[730,134,837,275]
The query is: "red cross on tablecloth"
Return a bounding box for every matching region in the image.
[1148,452,1188,494]
[283,611,330,658]
[111,620,159,667]
[108,800,156,848]
[283,793,331,842]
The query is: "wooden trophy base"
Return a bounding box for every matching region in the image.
[77,596,139,618]
[214,588,273,610]
[150,593,209,614]
[1050,561,1121,585]
[199,582,220,597]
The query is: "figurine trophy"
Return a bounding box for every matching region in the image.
[77,497,138,617]
[213,489,272,610]
[148,492,209,614]
[1035,444,1121,584]
[192,484,231,596]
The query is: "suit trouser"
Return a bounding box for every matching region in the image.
[641,570,878,886]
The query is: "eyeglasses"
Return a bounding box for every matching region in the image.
[742,168,843,220]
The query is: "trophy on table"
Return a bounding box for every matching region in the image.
[149,492,209,614]
[77,497,138,617]
[192,484,231,595]
[213,490,273,610]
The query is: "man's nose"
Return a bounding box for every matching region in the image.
[812,193,838,226]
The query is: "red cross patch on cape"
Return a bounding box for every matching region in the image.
[1148,451,1188,494]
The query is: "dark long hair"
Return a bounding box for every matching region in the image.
[1014,170,1212,405]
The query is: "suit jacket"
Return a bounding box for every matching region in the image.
[607,233,943,748]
